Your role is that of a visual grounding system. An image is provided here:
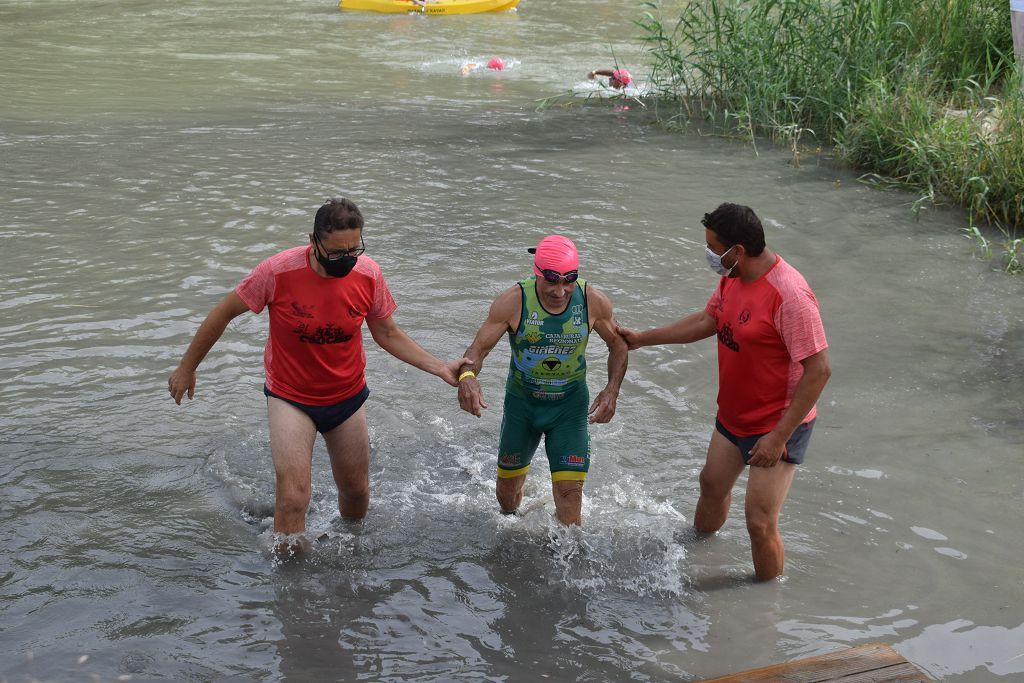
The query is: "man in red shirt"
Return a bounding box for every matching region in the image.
[168,198,466,554]
[617,203,831,581]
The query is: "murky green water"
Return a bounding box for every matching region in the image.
[2,1,1023,681]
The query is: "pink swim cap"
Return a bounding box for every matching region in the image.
[611,68,632,86]
[528,235,579,277]
[487,57,505,71]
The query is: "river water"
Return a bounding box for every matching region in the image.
[2,1,1023,681]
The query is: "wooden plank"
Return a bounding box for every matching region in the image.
[700,643,933,683]
[829,662,933,683]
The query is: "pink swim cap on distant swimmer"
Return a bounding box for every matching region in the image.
[528,235,579,277]
[487,57,505,71]
[612,68,632,86]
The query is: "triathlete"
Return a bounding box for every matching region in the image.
[587,68,633,90]
[455,235,627,526]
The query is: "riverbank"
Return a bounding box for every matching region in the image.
[638,0,1024,272]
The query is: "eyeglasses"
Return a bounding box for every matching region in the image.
[540,269,578,284]
[315,233,365,261]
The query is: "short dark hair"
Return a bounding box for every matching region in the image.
[700,203,765,256]
[313,198,364,238]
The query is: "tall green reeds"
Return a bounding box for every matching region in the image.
[639,0,1024,272]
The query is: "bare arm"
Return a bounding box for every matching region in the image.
[365,315,469,387]
[168,291,251,404]
[616,309,718,350]
[586,286,627,423]
[457,286,520,417]
[747,349,832,467]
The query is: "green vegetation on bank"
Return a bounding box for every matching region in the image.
[638,0,1024,272]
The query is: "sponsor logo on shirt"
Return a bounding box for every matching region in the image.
[541,357,562,371]
[294,322,353,345]
[718,322,740,352]
[738,309,751,325]
[529,345,569,355]
[524,311,543,326]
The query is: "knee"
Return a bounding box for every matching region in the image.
[276,481,311,516]
[745,510,777,542]
[698,468,730,502]
[554,481,583,504]
[496,479,524,512]
[339,481,369,501]
[553,481,584,525]
[496,488,521,512]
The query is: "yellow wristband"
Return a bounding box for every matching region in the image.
[458,370,476,382]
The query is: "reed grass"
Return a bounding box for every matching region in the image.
[638,0,1024,272]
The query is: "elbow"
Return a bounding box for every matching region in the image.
[367,325,390,348]
[817,361,832,386]
[371,331,393,349]
[610,337,629,360]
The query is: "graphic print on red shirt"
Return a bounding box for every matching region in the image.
[235,246,397,405]
[705,256,827,436]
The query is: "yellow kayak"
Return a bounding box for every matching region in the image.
[339,0,519,14]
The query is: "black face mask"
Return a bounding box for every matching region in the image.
[313,232,362,278]
[316,250,357,278]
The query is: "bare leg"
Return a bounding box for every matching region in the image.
[267,397,317,555]
[745,463,796,581]
[322,407,370,520]
[496,473,526,514]
[693,428,745,533]
[552,479,584,526]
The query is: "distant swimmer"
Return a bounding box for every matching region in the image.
[455,235,627,526]
[617,203,831,581]
[167,198,468,557]
[587,68,632,89]
[460,57,505,75]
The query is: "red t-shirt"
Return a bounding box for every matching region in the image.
[235,246,397,405]
[705,255,828,436]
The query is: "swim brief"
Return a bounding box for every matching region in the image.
[715,418,815,465]
[497,388,590,482]
[264,384,369,434]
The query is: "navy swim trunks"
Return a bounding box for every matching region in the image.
[264,384,370,434]
[715,418,815,465]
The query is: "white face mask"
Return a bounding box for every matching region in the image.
[705,244,737,277]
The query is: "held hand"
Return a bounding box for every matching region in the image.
[439,357,473,387]
[588,388,618,424]
[746,431,787,468]
[614,323,641,351]
[168,366,196,405]
[457,377,488,417]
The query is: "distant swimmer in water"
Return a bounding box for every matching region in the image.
[454,235,627,526]
[167,198,468,558]
[587,68,632,89]
[617,203,831,581]
[460,57,505,75]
